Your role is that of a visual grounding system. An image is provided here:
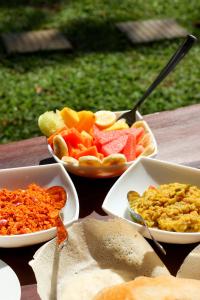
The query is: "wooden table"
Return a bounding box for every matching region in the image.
[0,104,200,300]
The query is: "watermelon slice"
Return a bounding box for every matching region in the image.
[94,128,137,145]
[135,127,145,143]
[101,135,128,156]
[122,134,136,161]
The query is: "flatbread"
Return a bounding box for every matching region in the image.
[29,215,169,300]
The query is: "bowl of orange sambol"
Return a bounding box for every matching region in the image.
[0,163,79,247]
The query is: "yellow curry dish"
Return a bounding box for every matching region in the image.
[128,183,200,232]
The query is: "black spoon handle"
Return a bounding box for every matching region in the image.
[132,34,197,112]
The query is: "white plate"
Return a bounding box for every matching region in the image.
[0,259,21,300]
[0,163,79,247]
[102,157,200,244]
[48,111,158,178]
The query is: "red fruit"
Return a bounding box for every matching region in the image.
[93,127,140,145]
[135,127,145,142]
[122,134,136,161]
[101,135,128,156]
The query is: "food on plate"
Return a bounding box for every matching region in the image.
[0,184,66,235]
[102,153,127,166]
[38,107,155,168]
[93,275,200,300]
[104,119,129,131]
[77,110,96,132]
[53,134,69,159]
[30,216,169,300]
[94,110,117,128]
[61,156,79,166]
[128,183,200,232]
[60,107,80,128]
[79,156,102,167]
[38,110,65,137]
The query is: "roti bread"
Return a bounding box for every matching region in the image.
[30,216,169,300]
[93,275,200,300]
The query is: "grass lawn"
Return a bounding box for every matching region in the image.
[0,0,200,143]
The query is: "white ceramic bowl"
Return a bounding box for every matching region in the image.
[102,157,200,244]
[48,111,158,178]
[0,259,21,300]
[0,163,79,248]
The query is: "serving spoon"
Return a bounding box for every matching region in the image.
[127,191,166,256]
[118,34,197,126]
[49,186,68,300]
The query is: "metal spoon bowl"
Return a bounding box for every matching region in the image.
[127,190,166,255]
[127,205,166,255]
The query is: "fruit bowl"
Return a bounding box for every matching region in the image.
[46,110,158,178]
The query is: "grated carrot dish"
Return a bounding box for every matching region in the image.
[0,184,66,235]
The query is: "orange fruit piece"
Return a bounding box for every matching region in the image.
[75,146,99,159]
[94,110,117,129]
[60,107,79,128]
[77,110,95,132]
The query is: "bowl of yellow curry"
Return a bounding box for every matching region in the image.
[102,157,200,244]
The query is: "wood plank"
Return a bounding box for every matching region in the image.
[1,29,73,54]
[0,136,50,169]
[144,104,200,168]
[116,19,188,44]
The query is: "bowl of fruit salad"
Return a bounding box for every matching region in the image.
[38,107,157,178]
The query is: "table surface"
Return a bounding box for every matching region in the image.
[0,104,200,300]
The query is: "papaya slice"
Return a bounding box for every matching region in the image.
[75,146,99,159]
[62,128,83,148]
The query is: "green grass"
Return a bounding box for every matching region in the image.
[0,0,200,143]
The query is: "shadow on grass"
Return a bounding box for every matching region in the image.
[0,17,135,70]
[60,18,132,53]
[0,9,49,34]
[0,0,65,8]
[0,14,187,71]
